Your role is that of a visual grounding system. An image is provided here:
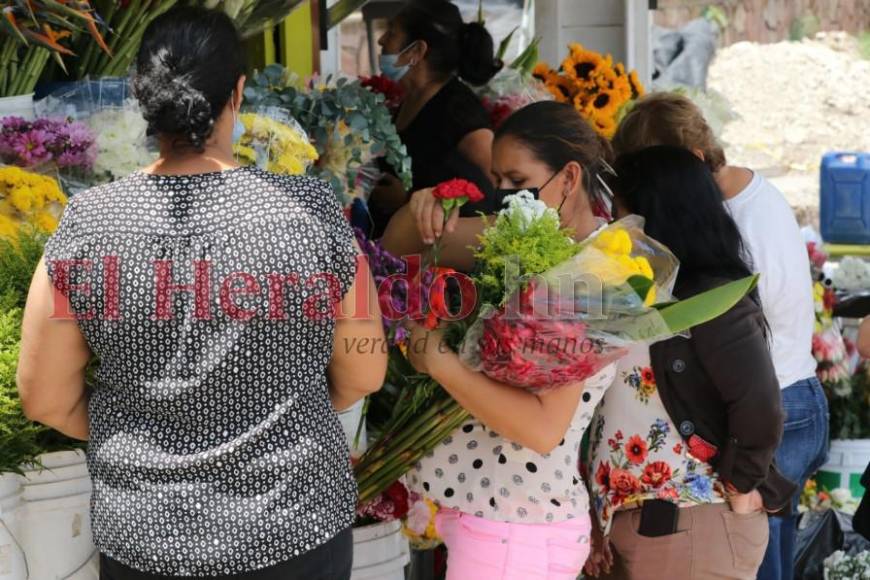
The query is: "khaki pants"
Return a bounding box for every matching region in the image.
[601,503,769,580]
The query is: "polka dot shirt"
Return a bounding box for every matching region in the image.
[44,167,358,576]
[408,365,616,524]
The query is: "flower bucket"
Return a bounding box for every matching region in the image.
[18,450,96,579]
[0,474,26,580]
[817,439,870,498]
[0,94,35,121]
[352,519,410,580]
[338,399,367,458]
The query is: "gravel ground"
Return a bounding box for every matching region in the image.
[708,32,870,227]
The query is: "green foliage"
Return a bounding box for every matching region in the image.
[827,365,870,440]
[789,13,821,41]
[243,66,413,205]
[0,228,48,309]
[0,306,45,474]
[472,211,580,307]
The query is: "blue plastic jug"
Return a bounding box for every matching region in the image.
[820,152,870,244]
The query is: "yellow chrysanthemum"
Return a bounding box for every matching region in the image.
[8,186,34,213]
[0,213,18,240]
[34,211,59,234]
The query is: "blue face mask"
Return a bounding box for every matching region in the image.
[379,42,416,82]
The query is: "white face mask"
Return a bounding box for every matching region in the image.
[379,42,417,81]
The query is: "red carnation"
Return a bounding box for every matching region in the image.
[641,461,672,489]
[433,179,484,203]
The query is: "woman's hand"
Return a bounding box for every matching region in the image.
[729,489,765,515]
[405,321,450,376]
[408,188,460,245]
[584,524,614,577]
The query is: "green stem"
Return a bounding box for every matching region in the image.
[103,0,178,77]
[355,402,467,493]
[357,404,469,503]
[0,38,17,96]
[353,394,454,472]
[94,0,141,73]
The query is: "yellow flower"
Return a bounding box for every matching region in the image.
[547,75,579,104]
[629,70,645,99]
[563,43,604,86]
[0,213,18,240]
[594,229,633,256]
[34,211,59,234]
[8,186,34,213]
[533,62,553,83]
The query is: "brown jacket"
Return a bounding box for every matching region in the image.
[649,275,798,514]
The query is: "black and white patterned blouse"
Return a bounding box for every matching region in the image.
[44,167,358,576]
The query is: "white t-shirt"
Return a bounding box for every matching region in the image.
[724,172,816,388]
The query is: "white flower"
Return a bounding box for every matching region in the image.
[88,102,157,181]
[404,499,432,536]
[500,190,558,231]
[833,256,870,291]
[831,488,853,505]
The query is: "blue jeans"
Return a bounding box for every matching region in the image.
[757,378,829,580]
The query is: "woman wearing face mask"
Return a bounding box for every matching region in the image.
[368,0,503,238]
[384,102,617,579]
[16,7,386,579]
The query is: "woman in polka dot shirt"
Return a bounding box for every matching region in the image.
[382,101,619,579]
[16,7,386,580]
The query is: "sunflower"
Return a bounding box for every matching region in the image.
[562,43,604,86]
[532,62,553,84]
[546,75,579,104]
[587,88,621,121]
[629,70,646,99]
[588,111,618,140]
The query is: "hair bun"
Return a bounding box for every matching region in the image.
[457,21,500,86]
[133,67,215,150]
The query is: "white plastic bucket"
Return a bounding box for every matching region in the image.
[338,399,368,458]
[351,520,410,580]
[0,94,35,121]
[0,474,26,580]
[817,438,870,498]
[18,450,97,580]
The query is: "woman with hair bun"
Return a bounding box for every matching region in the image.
[368,0,503,237]
[16,6,386,579]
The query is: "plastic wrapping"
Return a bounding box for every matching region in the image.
[234,106,318,176]
[459,215,681,392]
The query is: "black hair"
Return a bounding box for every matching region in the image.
[395,0,501,86]
[612,146,758,298]
[495,101,614,215]
[132,6,244,151]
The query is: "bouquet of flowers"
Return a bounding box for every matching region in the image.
[0,166,67,239]
[352,185,758,504]
[234,107,318,175]
[833,256,870,292]
[533,44,645,138]
[360,75,404,113]
[86,100,157,183]
[800,479,861,514]
[356,480,410,526]
[824,550,870,579]
[244,66,412,206]
[0,116,96,172]
[0,0,110,97]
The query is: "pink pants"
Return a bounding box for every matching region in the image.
[435,509,592,580]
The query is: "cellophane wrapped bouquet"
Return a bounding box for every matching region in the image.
[353,186,758,518]
[234,107,318,175]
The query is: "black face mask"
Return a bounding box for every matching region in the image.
[494,169,562,206]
